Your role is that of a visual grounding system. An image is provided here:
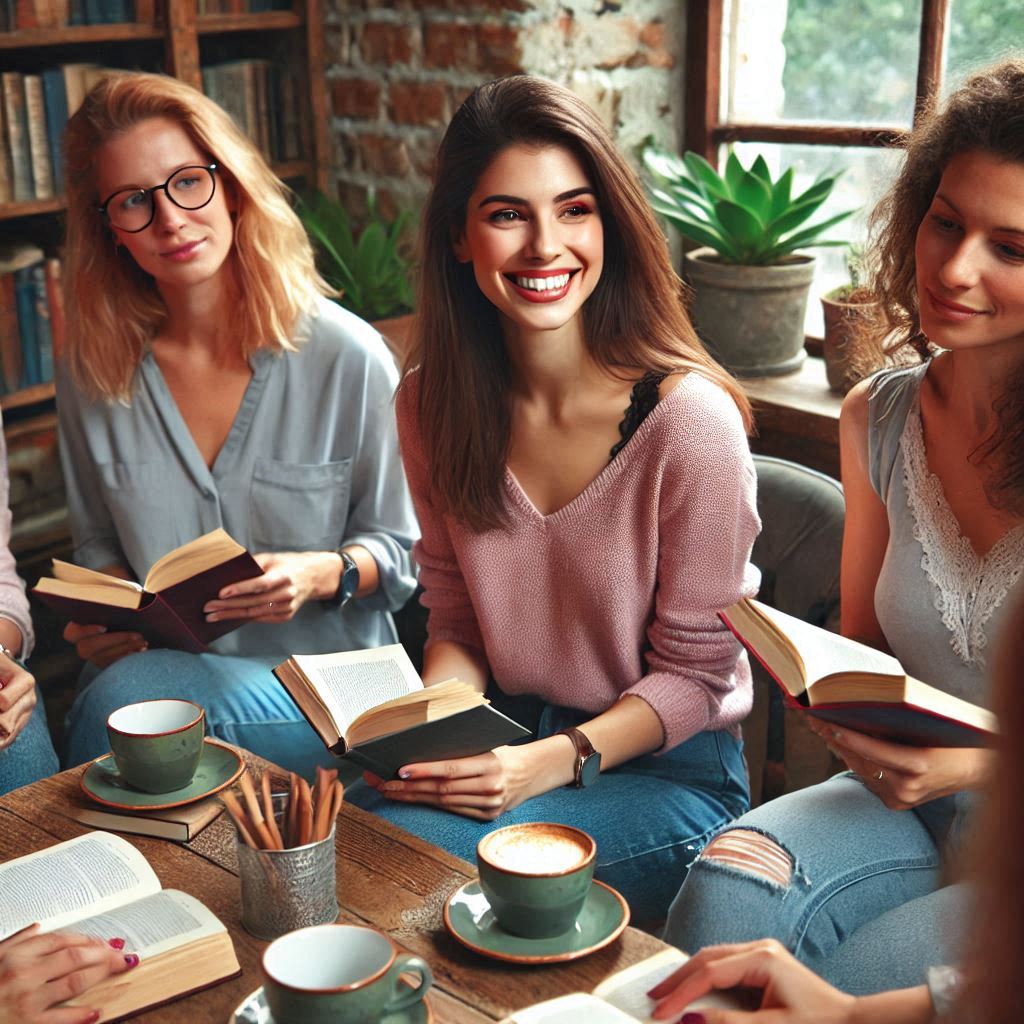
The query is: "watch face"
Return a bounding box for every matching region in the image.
[579,752,602,787]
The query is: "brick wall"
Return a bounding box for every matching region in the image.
[322,0,684,219]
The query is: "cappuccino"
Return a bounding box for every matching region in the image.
[479,823,591,875]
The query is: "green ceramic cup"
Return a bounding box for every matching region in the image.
[106,699,205,794]
[261,924,432,1024]
[477,822,597,939]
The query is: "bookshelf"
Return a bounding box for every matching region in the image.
[0,0,329,553]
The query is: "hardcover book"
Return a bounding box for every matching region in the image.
[0,831,240,1022]
[274,644,531,779]
[23,74,54,200]
[720,598,997,747]
[67,794,224,842]
[33,527,262,653]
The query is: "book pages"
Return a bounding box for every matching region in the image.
[1,832,161,938]
[67,890,226,959]
[501,993,636,1023]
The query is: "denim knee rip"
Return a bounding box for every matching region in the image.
[695,826,810,894]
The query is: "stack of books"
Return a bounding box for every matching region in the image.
[0,0,136,31]
[0,243,63,393]
[0,64,115,203]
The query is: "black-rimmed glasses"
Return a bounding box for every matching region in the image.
[98,164,219,233]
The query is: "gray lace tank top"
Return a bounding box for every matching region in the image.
[868,363,1024,709]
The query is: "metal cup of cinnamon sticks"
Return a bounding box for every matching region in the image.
[225,767,343,939]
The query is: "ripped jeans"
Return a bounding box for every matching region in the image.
[662,772,969,995]
[347,693,750,925]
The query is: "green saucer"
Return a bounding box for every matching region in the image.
[228,983,433,1023]
[80,737,245,811]
[443,878,630,964]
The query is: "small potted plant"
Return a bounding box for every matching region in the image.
[641,142,854,377]
[298,191,415,360]
[820,245,884,394]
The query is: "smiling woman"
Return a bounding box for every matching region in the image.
[54,73,417,778]
[344,75,762,925]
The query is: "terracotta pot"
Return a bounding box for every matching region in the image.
[684,248,815,378]
[371,313,416,366]
[820,289,883,394]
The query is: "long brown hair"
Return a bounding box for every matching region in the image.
[870,58,1024,515]
[63,72,330,402]
[405,75,751,532]
[957,591,1024,1023]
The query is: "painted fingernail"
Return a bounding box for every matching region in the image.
[108,937,126,949]
[399,769,411,779]
[681,1014,706,1024]
[83,1012,101,1024]
[124,953,140,968]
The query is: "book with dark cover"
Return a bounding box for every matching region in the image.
[30,262,54,382]
[13,263,40,385]
[41,68,69,194]
[67,794,224,842]
[33,528,262,653]
[274,645,531,780]
[720,598,997,748]
[0,274,21,393]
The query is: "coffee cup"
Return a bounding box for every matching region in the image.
[106,699,205,794]
[476,822,596,938]
[261,924,432,1024]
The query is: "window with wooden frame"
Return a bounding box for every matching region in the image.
[684,0,1024,338]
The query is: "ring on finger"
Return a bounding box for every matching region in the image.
[874,768,884,782]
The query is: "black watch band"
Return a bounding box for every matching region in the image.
[326,549,360,607]
[556,726,601,788]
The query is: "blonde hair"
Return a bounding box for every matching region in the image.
[63,71,330,401]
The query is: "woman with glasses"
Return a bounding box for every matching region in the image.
[56,72,417,777]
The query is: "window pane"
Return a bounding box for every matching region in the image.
[723,0,921,126]
[944,0,1024,91]
[729,142,904,335]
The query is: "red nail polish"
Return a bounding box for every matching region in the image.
[680,1014,706,1024]
[108,937,126,950]
[124,953,140,967]
[84,1012,101,1024]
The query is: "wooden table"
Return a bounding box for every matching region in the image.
[1,753,670,1023]
[744,356,842,479]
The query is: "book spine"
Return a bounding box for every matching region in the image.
[0,84,12,205]
[43,257,64,363]
[2,72,35,203]
[0,273,21,393]
[41,68,69,195]
[23,75,54,201]
[30,263,53,383]
[13,265,40,385]
[15,0,39,28]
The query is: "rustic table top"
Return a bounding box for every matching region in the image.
[1,751,670,1023]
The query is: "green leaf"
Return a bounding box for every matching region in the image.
[649,199,738,259]
[762,208,856,261]
[724,151,747,197]
[683,152,729,200]
[715,198,764,251]
[764,186,837,239]
[733,170,772,223]
[750,154,772,185]
[769,167,794,219]
[641,145,690,184]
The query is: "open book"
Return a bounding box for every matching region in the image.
[0,831,240,1021]
[500,948,753,1023]
[721,598,997,747]
[32,528,262,653]
[274,644,530,779]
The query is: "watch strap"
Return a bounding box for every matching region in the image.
[556,726,598,788]
[326,548,360,607]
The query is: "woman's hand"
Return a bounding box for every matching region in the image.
[0,923,138,1024]
[0,655,39,748]
[203,551,342,625]
[63,623,147,670]
[647,940,857,1023]
[365,739,569,821]
[807,721,994,810]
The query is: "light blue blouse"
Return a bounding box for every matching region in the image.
[56,296,418,660]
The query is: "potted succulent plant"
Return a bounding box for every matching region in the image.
[641,143,854,377]
[820,245,884,394]
[298,191,416,361]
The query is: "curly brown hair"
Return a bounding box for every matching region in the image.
[870,58,1024,515]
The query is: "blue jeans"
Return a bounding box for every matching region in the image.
[662,772,966,994]
[0,686,60,795]
[63,650,343,779]
[347,697,750,924]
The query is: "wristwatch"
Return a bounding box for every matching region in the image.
[556,727,601,788]
[326,549,360,607]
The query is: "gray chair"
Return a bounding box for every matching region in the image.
[743,455,845,806]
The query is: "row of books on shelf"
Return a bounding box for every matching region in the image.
[0,0,135,31]
[0,244,63,395]
[202,59,301,164]
[0,64,106,202]
[198,0,292,11]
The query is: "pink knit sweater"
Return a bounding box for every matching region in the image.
[397,371,761,751]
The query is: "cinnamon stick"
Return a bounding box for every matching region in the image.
[297,776,313,846]
[239,771,277,850]
[261,771,285,849]
[221,791,257,849]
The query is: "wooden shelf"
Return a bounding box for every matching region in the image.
[1,382,56,412]
[197,11,302,34]
[0,196,65,221]
[0,23,161,49]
